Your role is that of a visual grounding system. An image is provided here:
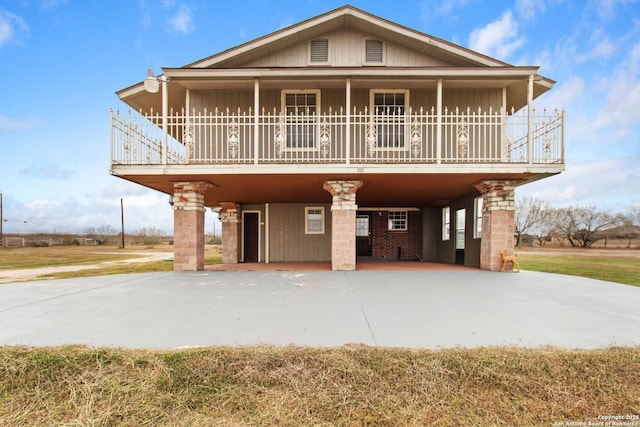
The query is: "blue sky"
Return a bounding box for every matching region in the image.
[1,0,639,234]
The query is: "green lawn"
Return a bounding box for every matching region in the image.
[517,252,640,287]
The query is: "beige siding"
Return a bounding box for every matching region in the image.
[243,28,452,67]
[268,203,332,262]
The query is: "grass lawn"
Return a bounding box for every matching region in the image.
[517,250,640,287]
[1,345,638,426]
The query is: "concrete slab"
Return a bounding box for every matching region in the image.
[0,270,638,349]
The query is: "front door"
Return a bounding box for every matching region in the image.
[243,212,259,262]
[356,212,372,257]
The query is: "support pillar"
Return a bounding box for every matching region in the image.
[219,202,240,264]
[323,180,363,271]
[172,181,211,271]
[474,180,517,271]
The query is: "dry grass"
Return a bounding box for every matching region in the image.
[0,345,638,426]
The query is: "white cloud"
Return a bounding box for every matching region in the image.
[0,115,40,131]
[576,37,615,63]
[515,0,546,20]
[535,77,585,111]
[41,0,68,10]
[19,161,74,179]
[591,42,640,139]
[166,4,194,35]
[0,9,28,47]
[468,10,525,60]
[518,157,640,212]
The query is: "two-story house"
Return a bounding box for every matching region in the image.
[111,5,564,271]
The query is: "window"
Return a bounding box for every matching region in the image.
[370,90,408,148]
[309,39,329,63]
[365,39,384,63]
[442,206,450,241]
[282,90,320,149]
[456,208,466,250]
[388,210,407,231]
[474,196,483,239]
[305,207,325,234]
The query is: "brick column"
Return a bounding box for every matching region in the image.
[172,181,211,271]
[474,180,517,271]
[219,202,240,264]
[323,180,363,271]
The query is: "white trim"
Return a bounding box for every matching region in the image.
[280,89,322,152]
[305,206,325,234]
[442,206,451,241]
[369,89,410,151]
[455,208,466,250]
[241,210,261,262]
[265,203,270,263]
[473,196,483,239]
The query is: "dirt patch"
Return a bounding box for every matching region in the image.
[0,252,172,284]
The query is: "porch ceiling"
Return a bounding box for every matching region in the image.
[114,170,557,208]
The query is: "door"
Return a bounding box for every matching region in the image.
[356,212,372,257]
[455,208,465,265]
[243,212,259,262]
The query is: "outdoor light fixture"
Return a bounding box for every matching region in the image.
[168,195,174,206]
[143,68,170,164]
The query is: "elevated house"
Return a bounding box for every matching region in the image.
[111,5,564,271]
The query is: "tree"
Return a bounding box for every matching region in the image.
[85,225,116,245]
[136,227,164,245]
[515,196,551,247]
[553,206,619,247]
[627,204,640,225]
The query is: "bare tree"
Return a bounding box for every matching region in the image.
[554,206,619,247]
[627,204,640,225]
[515,196,551,247]
[136,227,164,245]
[85,225,117,245]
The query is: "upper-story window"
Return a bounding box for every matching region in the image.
[370,90,409,149]
[309,39,329,64]
[364,39,384,64]
[281,90,320,149]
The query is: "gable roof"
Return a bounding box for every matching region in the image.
[188,5,508,69]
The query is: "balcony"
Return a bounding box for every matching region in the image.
[110,107,564,168]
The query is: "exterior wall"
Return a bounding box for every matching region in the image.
[435,192,482,268]
[267,203,332,262]
[370,210,421,259]
[420,207,439,262]
[243,28,451,68]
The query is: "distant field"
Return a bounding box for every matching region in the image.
[517,248,640,287]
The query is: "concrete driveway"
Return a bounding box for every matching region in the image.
[0,269,638,349]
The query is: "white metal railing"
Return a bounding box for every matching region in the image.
[110,107,564,166]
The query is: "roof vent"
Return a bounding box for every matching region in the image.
[365,39,384,63]
[310,39,329,63]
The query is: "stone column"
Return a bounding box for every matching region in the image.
[474,180,517,271]
[219,202,240,264]
[323,180,363,271]
[172,181,211,271]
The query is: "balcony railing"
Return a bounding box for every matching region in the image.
[110,107,564,167]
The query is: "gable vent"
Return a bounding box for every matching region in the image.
[310,39,329,63]
[365,39,384,63]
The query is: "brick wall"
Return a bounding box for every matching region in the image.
[371,211,421,259]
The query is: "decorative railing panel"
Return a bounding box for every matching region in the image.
[110,107,564,166]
